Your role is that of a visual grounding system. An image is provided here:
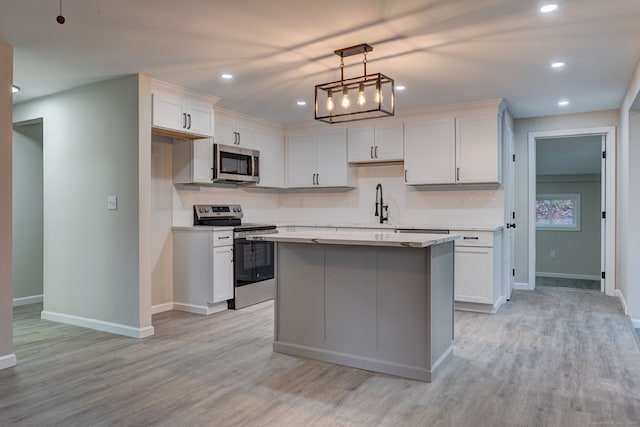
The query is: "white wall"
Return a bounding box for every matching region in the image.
[12,122,43,301]
[535,175,601,278]
[512,110,619,286]
[619,58,640,325]
[0,43,15,368]
[12,75,152,337]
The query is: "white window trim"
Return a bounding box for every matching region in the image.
[536,193,581,231]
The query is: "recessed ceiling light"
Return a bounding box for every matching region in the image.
[12,85,20,93]
[396,85,406,91]
[558,100,569,106]
[551,62,565,68]
[540,4,558,13]
[297,101,306,106]
[221,74,233,79]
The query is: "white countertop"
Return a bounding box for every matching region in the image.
[247,230,460,248]
[274,222,503,232]
[172,226,235,231]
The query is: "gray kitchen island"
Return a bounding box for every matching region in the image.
[248,231,459,382]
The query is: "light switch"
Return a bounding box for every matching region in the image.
[107,195,117,210]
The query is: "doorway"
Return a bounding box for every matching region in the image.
[528,127,616,296]
[12,120,44,307]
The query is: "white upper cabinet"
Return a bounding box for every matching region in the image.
[403,101,505,185]
[456,115,500,183]
[173,138,214,185]
[348,121,404,163]
[152,88,215,139]
[287,128,356,188]
[404,118,456,185]
[214,112,257,149]
[255,129,285,188]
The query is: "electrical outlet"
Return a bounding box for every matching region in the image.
[107,195,117,210]
[550,250,556,258]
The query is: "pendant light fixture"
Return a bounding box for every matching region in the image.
[315,43,394,124]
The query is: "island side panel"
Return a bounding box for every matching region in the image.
[275,243,325,347]
[376,247,429,369]
[428,241,455,370]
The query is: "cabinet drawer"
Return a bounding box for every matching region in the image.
[451,230,493,247]
[212,231,234,247]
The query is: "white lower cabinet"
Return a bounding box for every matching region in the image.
[452,229,504,313]
[173,229,234,314]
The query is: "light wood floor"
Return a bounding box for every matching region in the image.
[2,287,640,426]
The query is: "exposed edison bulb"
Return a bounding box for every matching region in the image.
[375,80,383,104]
[357,82,366,106]
[341,86,350,108]
[325,90,334,112]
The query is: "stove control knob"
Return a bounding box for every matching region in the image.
[204,207,210,213]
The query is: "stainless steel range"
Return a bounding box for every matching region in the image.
[193,204,276,309]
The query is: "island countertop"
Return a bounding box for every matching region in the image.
[247,230,460,248]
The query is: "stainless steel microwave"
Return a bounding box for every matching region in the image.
[213,143,260,184]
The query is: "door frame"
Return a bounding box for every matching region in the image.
[527,126,616,296]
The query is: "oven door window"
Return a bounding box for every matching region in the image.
[234,239,274,286]
[220,152,253,176]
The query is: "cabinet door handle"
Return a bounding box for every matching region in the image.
[374,146,378,158]
[187,114,192,129]
[238,132,241,145]
[316,173,320,185]
[218,236,230,240]
[182,113,187,129]
[312,173,316,185]
[404,170,408,182]
[463,236,479,240]
[456,167,460,181]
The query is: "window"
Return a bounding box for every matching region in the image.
[536,193,581,231]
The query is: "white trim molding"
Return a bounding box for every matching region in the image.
[528,126,617,297]
[0,354,17,370]
[536,272,601,281]
[616,289,629,315]
[151,302,174,314]
[173,301,227,316]
[13,294,43,307]
[514,281,533,291]
[41,311,155,338]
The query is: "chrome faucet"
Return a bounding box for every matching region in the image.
[375,183,389,224]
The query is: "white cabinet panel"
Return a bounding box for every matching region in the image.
[214,113,256,148]
[456,115,500,183]
[454,246,493,304]
[152,91,214,138]
[316,130,348,187]
[287,134,316,187]
[348,122,403,163]
[173,138,213,185]
[404,118,455,184]
[287,129,354,188]
[255,129,285,188]
[451,229,503,312]
[212,246,234,303]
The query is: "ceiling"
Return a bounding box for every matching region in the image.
[2,0,639,125]
[536,136,602,175]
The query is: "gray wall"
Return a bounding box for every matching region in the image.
[513,110,619,286]
[535,175,601,278]
[12,75,146,330]
[12,122,43,300]
[0,43,14,364]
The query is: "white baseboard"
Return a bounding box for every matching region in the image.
[13,294,43,306]
[536,272,600,281]
[151,302,174,314]
[173,301,227,315]
[455,296,505,314]
[513,282,531,291]
[616,289,629,315]
[0,354,17,370]
[41,311,155,338]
